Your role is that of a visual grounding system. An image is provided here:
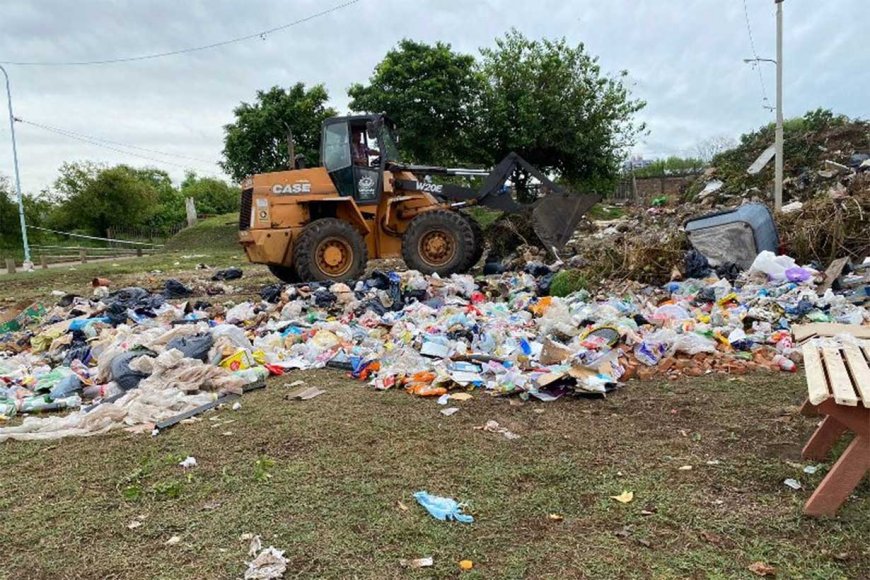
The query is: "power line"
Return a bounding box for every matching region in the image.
[0,0,361,66]
[18,117,221,175]
[741,0,773,111]
[18,118,216,164]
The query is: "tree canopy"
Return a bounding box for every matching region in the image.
[43,162,237,238]
[50,165,160,236]
[221,83,337,182]
[181,171,240,215]
[222,32,645,195]
[348,40,483,165]
[472,30,646,195]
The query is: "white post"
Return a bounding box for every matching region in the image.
[185,197,198,227]
[774,0,784,212]
[0,65,32,270]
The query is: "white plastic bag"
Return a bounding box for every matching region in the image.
[749,251,798,282]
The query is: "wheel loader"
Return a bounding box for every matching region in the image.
[238,114,600,282]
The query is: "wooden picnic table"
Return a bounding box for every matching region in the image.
[800,337,870,516]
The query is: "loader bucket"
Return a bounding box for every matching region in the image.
[531,191,602,251]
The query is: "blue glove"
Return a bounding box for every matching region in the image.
[413,491,474,523]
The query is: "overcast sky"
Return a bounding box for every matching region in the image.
[0,0,864,193]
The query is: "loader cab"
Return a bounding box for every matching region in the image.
[321,115,395,205]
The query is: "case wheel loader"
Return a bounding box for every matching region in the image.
[238,114,600,283]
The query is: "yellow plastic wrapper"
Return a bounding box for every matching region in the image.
[219,349,257,371]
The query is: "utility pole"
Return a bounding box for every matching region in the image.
[774,0,784,212]
[0,65,32,270]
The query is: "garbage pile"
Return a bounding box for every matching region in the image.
[1,249,867,441]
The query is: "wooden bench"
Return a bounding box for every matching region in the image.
[800,338,870,516]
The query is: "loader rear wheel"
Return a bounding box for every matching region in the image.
[402,209,474,275]
[268,264,299,284]
[294,218,367,282]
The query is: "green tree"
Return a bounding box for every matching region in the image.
[348,40,483,165]
[51,165,160,236]
[52,161,104,201]
[474,30,646,198]
[180,171,240,215]
[630,156,705,178]
[128,167,185,230]
[0,175,20,250]
[221,84,337,182]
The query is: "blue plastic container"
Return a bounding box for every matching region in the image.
[684,203,779,269]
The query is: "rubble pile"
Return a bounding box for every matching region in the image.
[1,253,867,441]
[689,111,870,205]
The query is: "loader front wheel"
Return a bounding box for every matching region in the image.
[402,209,474,275]
[294,218,368,282]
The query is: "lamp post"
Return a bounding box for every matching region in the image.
[774,0,784,214]
[743,52,783,212]
[0,64,32,270]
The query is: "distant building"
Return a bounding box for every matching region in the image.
[623,156,654,171]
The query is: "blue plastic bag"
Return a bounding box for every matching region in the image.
[413,491,474,523]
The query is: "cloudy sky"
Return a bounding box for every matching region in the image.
[0,0,864,193]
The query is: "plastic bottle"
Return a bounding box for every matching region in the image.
[773,354,796,372]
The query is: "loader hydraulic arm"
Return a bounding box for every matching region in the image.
[387,153,601,250]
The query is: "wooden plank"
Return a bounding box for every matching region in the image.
[822,347,858,406]
[817,257,849,295]
[842,343,870,408]
[793,323,870,343]
[803,345,831,406]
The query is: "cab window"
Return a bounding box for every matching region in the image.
[323,123,351,171]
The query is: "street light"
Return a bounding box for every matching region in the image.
[0,64,32,270]
[741,0,784,213]
[743,58,777,65]
[743,59,776,111]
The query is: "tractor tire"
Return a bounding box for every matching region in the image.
[402,209,475,276]
[462,213,485,271]
[293,218,368,283]
[268,264,299,284]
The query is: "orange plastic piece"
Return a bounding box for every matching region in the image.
[529,296,552,316]
[405,383,447,397]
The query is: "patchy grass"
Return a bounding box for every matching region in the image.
[549,269,589,297]
[0,372,867,579]
[463,206,503,230]
[163,214,242,253]
[587,204,626,221]
[0,214,264,306]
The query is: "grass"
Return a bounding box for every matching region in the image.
[0,214,267,308]
[463,206,503,230]
[0,372,867,579]
[587,204,626,221]
[549,269,589,297]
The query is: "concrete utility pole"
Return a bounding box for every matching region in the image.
[0,65,32,270]
[774,0,784,212]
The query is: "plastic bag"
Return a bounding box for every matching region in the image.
[211,267,243,281]
[110,351,155,391]
[226,303,256,324]
[167,333,214,362]
[749,251,799,282]
[163,279,193,298]
[413,491,474,523]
